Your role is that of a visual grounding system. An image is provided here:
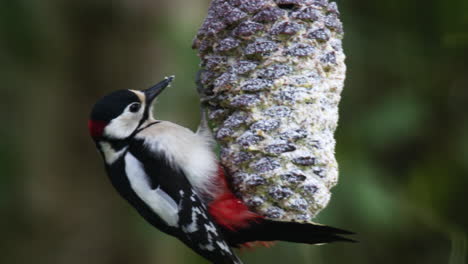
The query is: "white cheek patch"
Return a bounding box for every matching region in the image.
[124,152,179,227]
[104,103,145,139]
[104,114,138,139]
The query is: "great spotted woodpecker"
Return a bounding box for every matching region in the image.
[88,76,354,264]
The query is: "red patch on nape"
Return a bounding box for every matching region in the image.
[208,166,263,231]
[88,120,107,138]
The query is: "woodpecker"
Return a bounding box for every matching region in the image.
[88,76,354,264]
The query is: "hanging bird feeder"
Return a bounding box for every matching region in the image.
[193,0,345,223]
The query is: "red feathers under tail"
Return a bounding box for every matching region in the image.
[208,166,356,247]
[208,167,261,231]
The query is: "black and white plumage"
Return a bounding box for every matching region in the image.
[89,77,355,264]
[115,138,239,263]
[89,77,241,264]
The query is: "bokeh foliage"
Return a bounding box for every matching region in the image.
[0,0,466,263]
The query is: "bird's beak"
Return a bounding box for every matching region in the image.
[144,76,174,104]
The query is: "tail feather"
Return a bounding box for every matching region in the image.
[211,166,356,247]
[226,219,356,247]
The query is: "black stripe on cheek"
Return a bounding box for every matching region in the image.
[137,107,149,128]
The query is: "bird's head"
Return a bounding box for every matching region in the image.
[88,76,174,142]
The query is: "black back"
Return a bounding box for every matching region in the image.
[105,138,241,264]
[104,148,178,237]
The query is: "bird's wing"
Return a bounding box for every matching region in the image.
[127,138,242,264]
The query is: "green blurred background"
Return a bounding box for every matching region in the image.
[1,0,467,263]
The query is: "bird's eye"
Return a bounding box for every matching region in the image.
[129,103,141,113]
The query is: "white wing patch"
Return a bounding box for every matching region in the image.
[200,243,215,251]
[199,233,216,251]
[182,206,202,233]
[216,241,231,253]
[124,152,179,227]
[205,222,218,235]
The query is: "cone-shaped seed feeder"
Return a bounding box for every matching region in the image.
[193,0,345,222]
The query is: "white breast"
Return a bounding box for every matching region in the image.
[136,121,220,199]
